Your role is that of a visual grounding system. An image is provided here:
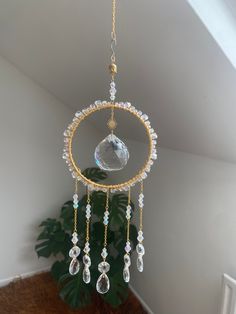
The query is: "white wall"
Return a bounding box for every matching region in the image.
[131,147,236,314]
[0,56,100,282]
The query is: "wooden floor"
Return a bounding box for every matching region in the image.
[0,272,147,314]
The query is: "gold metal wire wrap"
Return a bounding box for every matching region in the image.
[67,102,154,191]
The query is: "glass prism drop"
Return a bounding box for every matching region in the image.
[96,273,110,294]
[83,254,91,267]
[136,243,145,256]
[123,267,130,283]
[124,254,131,267]
[83,267,91,284]
[94,133,129,171]
[69,246,80,258]
[69,258,80,275]
[137,255,144,272]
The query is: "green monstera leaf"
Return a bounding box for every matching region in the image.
[35,167,138,309]
[82,167,108,182]
[109,193,134,230]
[35,219,70,258]
[59,271,93,308]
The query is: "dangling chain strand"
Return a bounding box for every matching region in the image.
[82,188,92,283]
[85,189,91,243]
[136,181,145,272]
[126,188,131,242]
[108,0,117,132]
[103,189,110,250]
[139,181,143,231]
[68,180,81,276]
[123,188,132,282]
[110,0,117,71]
[96,189,111,294]
[111,0,116,64]
[73,179,78,232]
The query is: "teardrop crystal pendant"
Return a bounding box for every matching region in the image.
[83,267,91,284]
[94,133,129,171]
[137,255,144,272]
[69,258,80,275]
[123,267,130,283]
[96,273,110,294]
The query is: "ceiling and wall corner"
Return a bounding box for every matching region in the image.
[0,0,236,163]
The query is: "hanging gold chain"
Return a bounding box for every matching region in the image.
[111,0,116,63]
[109,0,117,76]
[126,188,131,242]
[85,188,90,243]
[139,181,143,231]
[73,180,78,233]
[112,0,116,39]
[104,189,110,248]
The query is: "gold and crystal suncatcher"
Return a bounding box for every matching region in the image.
[63,0,158,294]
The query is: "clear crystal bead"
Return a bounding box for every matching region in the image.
[125,241,132,253]
[69,246,81,258]
[83,267,91,284]
[83,254,91,267]
[83,244,90,254]
[123,267,130,283]
[84,242,90,254]
[137,255,144,272]
[95,100,102,106]
[136,243,145,255]
[64,130,70,137]
[139,193,144,200]
[124,254,131,267]
[103,217,109,225]
[71,237,78,244]
[151,133,158,139]
[75,111,82,117]
[98,261,110,273]
[141,114,149,121]
[126,213,131,219]
[96,273,110,294]
[101,248,108,259]
[94,133,129,171]
[137,235,144,242]
[69,258,80,275]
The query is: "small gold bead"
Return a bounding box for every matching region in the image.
[109,63,117,74]
[107,118,117,130]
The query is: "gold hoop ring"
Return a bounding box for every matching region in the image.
[63,101,158,192]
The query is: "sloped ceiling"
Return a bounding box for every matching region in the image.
[0,0,236,162]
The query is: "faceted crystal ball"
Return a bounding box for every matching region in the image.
[94,133,129,171]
